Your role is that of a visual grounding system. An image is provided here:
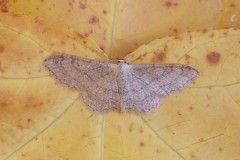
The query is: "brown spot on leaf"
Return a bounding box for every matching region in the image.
[39,50,44,54]
[199,137,204,142]
[189,35,192,40]
[79,2,86,9]
[174,34,182,40]
[190,152,196,159]
[72,43,77,50]
[61,41,65,45]
[80,133,88,138]
[139,126,144,134]
[103,9,107,14]
[84,30,93,37]
[164,1,172,7]
[206,51,221,64]
[218,147,223,152]
[177,111,182,116]
[230,3,236,8]
[89,16,99,24]
[202,28,208,34]
[139,141,145,147]
[76,32,84,38]
[21,153,27,157]
[27,118,32,123]
[134,42,139,46]
[129,123,134,132]
[0,0,9,12]
[210,33,215,38]
[164,45,168,52]
[68,1,73,7]
[0,101,8,108]
[172,28,178,34]
[117,125,122,133]
[0,44,4,53]
[163,1,178,7]
[155,52,166,62]
[207,94,212,100]
[223,31,228,36]
[189,106,193,111]
[99,45,105,51]
[17,124,25,130]
[184,54,191,60]
[82,40,87,44]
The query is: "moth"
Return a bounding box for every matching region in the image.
[44,54,199,113]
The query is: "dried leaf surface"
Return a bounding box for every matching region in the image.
[0,1,240,160]
[3,0,240,58]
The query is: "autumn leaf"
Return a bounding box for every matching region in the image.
[4,0,240,59]
[0,1,240,160]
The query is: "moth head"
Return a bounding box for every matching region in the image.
[117,59,127,63]
[110,59,127,64]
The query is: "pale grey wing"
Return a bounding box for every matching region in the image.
[122,64,199,113]
[44,54,120,112]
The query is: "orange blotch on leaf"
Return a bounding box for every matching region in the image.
[0,92,13,111]
[23,96,44,111]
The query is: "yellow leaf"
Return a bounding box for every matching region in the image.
[4,0,240,58]
[0,13,106,78]
[0,1,240,160]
